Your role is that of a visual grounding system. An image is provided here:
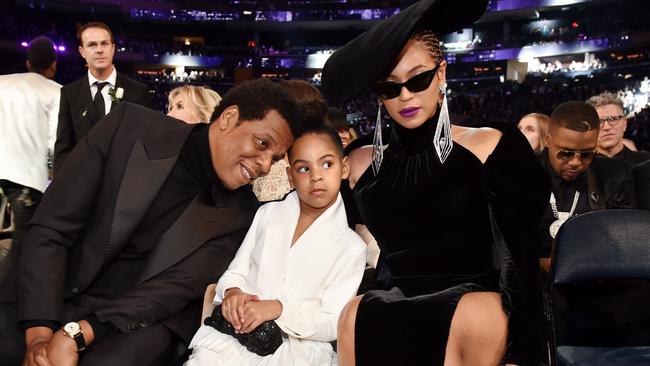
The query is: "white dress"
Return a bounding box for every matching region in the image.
[186,191,367,366]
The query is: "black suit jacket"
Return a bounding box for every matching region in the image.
[634,159,650,210]
[585,156,637,210]
[614,146,650,167]
[13,103,257,343]
[53,73,152,173]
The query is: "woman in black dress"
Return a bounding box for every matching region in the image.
[320,0,551,365]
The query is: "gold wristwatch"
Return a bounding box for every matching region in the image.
[63,322,86,351]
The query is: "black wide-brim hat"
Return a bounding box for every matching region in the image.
[321,0,489,105]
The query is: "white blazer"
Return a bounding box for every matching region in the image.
[212,191,366,363]
[0,72,61,192]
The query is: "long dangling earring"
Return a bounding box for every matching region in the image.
[371,98,384,176]
[433,82,453,164]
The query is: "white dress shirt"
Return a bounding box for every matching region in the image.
[88,67,117,116]
[0,72,61,192]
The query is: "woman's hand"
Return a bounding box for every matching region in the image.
[239,300,283,333]
[222,288,259,331]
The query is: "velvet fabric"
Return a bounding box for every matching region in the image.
[351,115,551,365]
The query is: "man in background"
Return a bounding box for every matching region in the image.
[587,91,650,166]
[538,101,636,271]
[0,36,61,283]
[54,21,151,173]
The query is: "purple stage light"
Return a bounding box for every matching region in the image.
[58,45,66,52]
[21,41,28,47]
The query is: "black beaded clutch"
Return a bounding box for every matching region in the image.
[204,305,283,356]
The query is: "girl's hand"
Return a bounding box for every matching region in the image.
[222,288,259,331]
[239,300,283,333]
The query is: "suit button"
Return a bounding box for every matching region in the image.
[71,287,79,294]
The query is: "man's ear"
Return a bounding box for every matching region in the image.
[218,105,240,131]
[545,132,551,146]
[341,156,351,180]
[286,165,295,189]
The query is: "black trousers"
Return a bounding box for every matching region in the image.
[0,302,183,366]
[0,180,43,283]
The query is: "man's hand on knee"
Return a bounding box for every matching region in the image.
[23,326,53,366]
[45,330,79,366]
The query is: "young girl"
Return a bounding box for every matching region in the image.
[186,125,367,366]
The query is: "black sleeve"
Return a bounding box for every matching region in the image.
[83,314,115,342]
[17,105,127,323]
[634,160,650,210]
[485,127,552,365]
[92,228,245,334]
[53,88,76,174]
[18,320,59,332]
[135,82,153,110]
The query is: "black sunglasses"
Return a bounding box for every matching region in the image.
[556,149,598,161]
[373,65,440,100]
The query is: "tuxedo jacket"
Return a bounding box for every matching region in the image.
[13,103,257,343]
[634,159,650,210]
[583,156,637,210]
[53,73,151,173]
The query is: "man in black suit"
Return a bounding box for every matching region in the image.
[53,21,151,173]
[0,78,302,366]
[538,101,636,271]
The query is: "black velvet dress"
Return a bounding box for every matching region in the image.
[352,115,551,365]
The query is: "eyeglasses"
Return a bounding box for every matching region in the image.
[599,115,626,127]
[373,65,440,100]
[556,149,598,161]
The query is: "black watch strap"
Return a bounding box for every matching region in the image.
[71,332,86,351]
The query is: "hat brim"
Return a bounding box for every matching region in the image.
[321,0,488,105]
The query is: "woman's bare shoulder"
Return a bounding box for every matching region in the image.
[348,145,374,188]
[452,125,503,164]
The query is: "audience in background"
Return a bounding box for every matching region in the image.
[326,107,356,148]
[538,101,636,272]
[53,21,151,174]
[518,113,551,153]
[0,37,60,284]
[167,85,221,124]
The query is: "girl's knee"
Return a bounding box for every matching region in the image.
[338,295,363,337]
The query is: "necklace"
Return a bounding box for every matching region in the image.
[549,191,580,239]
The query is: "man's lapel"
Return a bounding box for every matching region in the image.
[137,189,226,283]
[587,167,605,210]
[110,74,125,112]
[138,185,256,283]
[106,138,178,262]
[79,74,101,127]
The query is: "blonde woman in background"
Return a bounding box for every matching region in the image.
[167,85,222,124]
[518,112,551,153]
